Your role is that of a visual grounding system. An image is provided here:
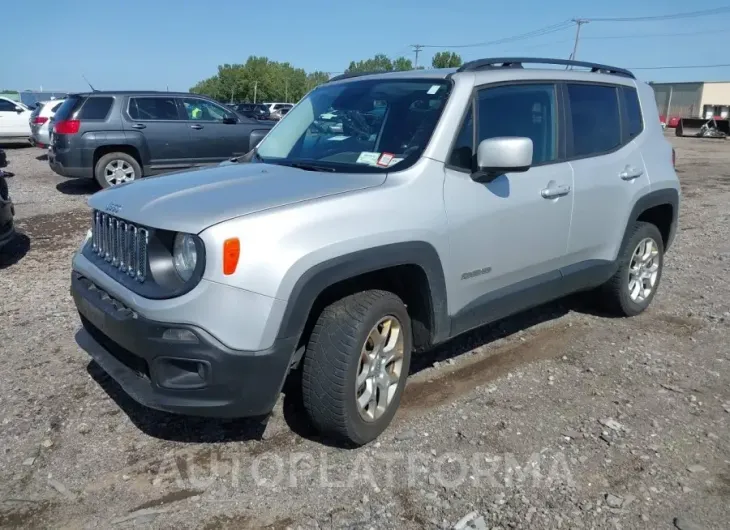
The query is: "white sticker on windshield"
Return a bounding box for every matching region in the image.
[356,152,380,166]
[377,152,395,167]
[388,157,404,167]
[427,85,441,95]
[327,135,350,141]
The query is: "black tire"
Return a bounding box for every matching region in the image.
[597,221,665,316]
[302,290,412,446]
[94,152,142,189]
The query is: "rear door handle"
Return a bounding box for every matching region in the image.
[619,165,643,180]
[131,123,146,129]
[190,124,204,130]
[541,184,571,199]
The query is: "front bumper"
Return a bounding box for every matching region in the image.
[72,272,296,418]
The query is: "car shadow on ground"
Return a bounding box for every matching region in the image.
[0,233,31,269]
[36,153,48,161]
[86,361,269,443]
[56,179,98,196]
[81,293,618,448]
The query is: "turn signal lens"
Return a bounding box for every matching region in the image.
[223,238,240,275]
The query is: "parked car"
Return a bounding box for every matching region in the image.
[29,99,65,148]
[0,168,15,251]
[262,102,293,115]
[269,106,291,121]
[233,103,271,121]
[48,91,275,188]
[70,57,679,445]
[0,97,32,143]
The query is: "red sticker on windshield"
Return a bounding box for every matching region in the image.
[377,152,395,167]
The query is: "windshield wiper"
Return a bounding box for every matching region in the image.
[229,147,264,164]
[280,161,336,172]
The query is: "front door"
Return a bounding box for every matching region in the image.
[443,82,574,335]
[0,99,30,137]
[124,96,194,172]
[181,97,249,164]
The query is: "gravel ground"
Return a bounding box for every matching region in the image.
[0,136,728,530]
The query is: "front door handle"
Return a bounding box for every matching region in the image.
[619,165,643,180]
[541,184,571,199]
[190,124,204,130]
[131,123,146,129]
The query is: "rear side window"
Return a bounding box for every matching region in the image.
[50,101,64,113]
[0,99,17,112]
[128,97,181,120]
[621,86,643,140]
[567,84,621,158]
[78,97,113,120]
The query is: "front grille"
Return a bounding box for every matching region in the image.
[91,210,148,282]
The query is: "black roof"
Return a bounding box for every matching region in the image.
[69,90,198,97]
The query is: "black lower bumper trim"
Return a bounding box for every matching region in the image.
[71,272,296,418]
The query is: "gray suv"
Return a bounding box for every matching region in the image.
[48,91,274,188]
[70,58,680,445]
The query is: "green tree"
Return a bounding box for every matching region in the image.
[392,57,414,71]
[431,51,463,69]
[345,54,394,74]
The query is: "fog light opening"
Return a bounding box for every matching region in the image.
[161,328,199,343]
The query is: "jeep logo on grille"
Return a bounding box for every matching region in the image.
[105,202,122,214]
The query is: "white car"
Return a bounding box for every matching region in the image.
[0,97,32,143]
[29,99,66,148]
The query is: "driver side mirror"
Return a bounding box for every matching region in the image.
[222,116,238,124]
[473,137,533,183]
[15,107,24,114]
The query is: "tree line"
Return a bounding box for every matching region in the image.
[190,52,464,104]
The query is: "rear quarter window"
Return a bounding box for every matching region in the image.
[53,96,86,121]
[621,86,643,141]
[78,97,114,120]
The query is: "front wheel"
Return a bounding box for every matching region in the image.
[302,290,412,446]
[94,152,141,188]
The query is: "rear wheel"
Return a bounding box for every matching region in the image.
[597,221,664,316]
[302,290,412,446]
[94,152,141,188]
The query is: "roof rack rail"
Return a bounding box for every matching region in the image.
[455,57,635,79]
[327,71,386,83]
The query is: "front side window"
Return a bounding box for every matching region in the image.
[256,79,451,173]
[182,98,236,122]
[476,83,558,165]
[129,97,181,121]
[567,83,621,157]
[0,99,17,112]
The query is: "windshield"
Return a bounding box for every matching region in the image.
[256,78,452,172]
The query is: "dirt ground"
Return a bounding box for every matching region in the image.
[0,135,728,530]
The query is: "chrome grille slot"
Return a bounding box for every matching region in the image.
[89,210,149,283]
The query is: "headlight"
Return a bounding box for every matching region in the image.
[173,233,198,282]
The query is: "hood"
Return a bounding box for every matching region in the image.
[88,162,385,234]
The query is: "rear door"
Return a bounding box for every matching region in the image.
[565,82,651,265]
[124,96,193,172]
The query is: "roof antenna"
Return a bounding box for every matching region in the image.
[82,74,98,92]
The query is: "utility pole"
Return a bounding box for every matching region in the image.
[285,80,288,103]
[568,19,589,64]
[411,44,424,69]
[253,81,258,104]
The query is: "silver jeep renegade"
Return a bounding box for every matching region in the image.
[71,57,680,445]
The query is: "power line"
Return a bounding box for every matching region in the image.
[585,6,730,22]
[629,63,730,70]
[418,20,575,49]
